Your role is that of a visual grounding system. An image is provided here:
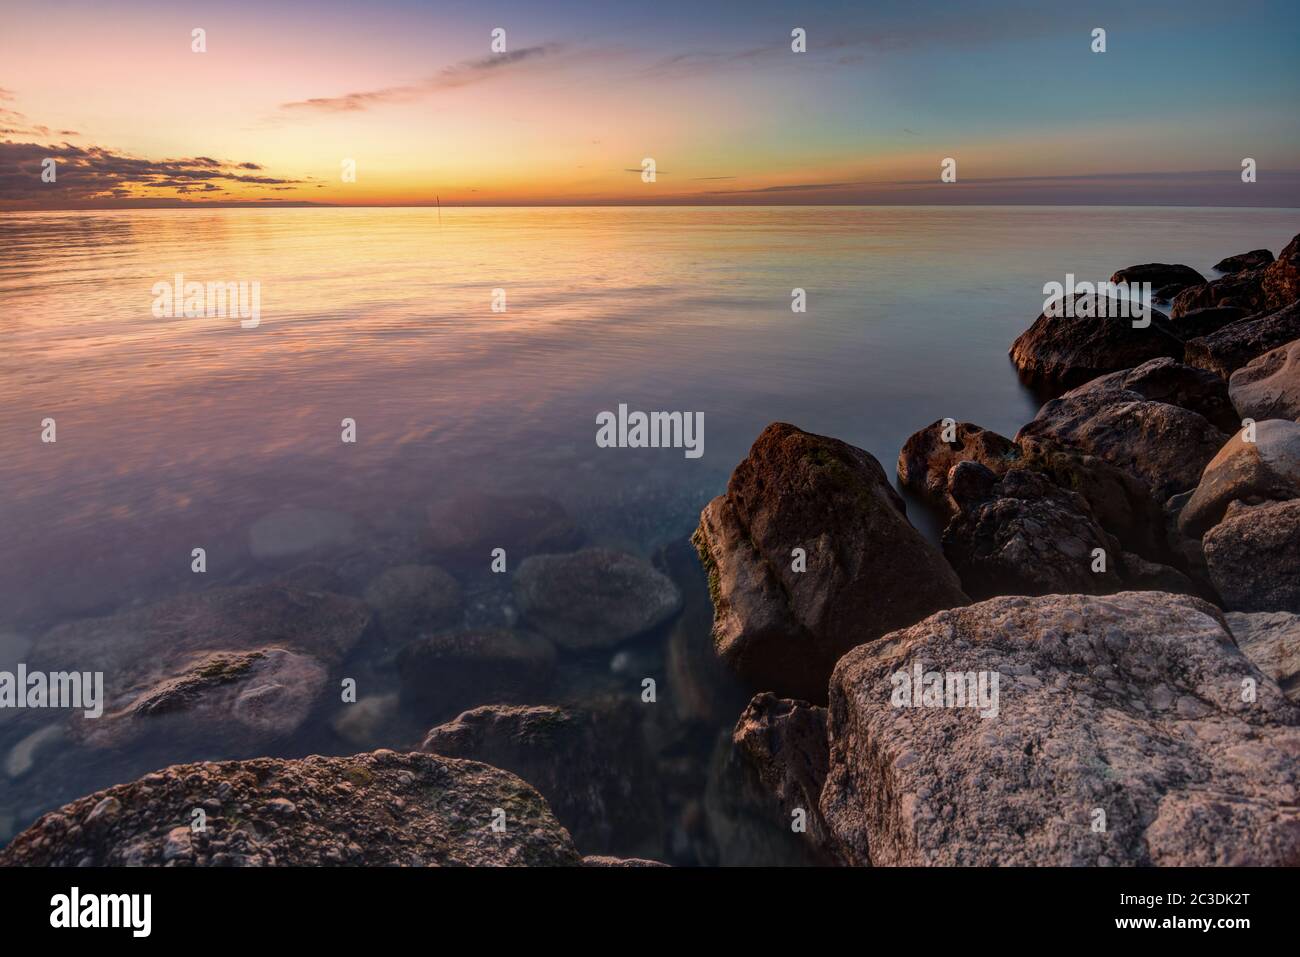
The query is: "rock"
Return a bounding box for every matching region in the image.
[428,492,583,563]
[396,629,556,721]
[422,702,663,857]
[30,585,369,752]
[821,592,1300,866]
[581,854,667,866]
[941,464,1192,600]
[693,423,968,703]
[1204,499,1300,612]
[5,724,63,779]
[1215,249,1274,274]
[1164,305,1247,343]
[363,564,462,638]
[1178,419,1300,538]
[1260,234,1300,312]
[1110,263,1205,290]
[513,548,681,651]
[1016,366,1229,502]
[330,693,400,748]
[0,751,581,866]
[249,508,356,559]
[732,693,836,860]
[1171,269,1268,320]
[1227,611,1300,701]
[1009,294,1181,390]
[896,420,1021,511]
[1230,338,1300,421]
[1185,300,1300,378]
[1060,357,1238,431]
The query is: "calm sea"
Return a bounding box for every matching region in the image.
[1,205,1297,856]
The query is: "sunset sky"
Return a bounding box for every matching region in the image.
[2,0,1298,208]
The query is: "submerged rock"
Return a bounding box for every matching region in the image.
[427,492,583,563]
[1009,293,1180,390]
[1204,499,1300,613]
[248,507,357,560]
[821,592,1300,866]
[0,751,581,866]
[396,628,556,721]
[422,702,663,857]
[513,548,682,651]
[1185,300,1300,378]
[1230,337,1300,421]
[896,420,1021,511]
[693,423,967,703]
[1178,418,1300,538]
[363,564,462,637]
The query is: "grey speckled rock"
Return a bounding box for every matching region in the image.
[1204,499,1300,613]
[0,751,581,866]
[513,548,682,650]
[1227,611,1300,701]
[693,423,967,703]
[1230,337,1300,422]
[821,592,1300,866]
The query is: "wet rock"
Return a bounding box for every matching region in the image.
[1009,293,1180,390]
[821,592,1300,865]
[30,585,369,752]
[1226,611,1300,701]
[1061,357,1238,431]
[1215,249,1274,274]
[422,702,663,857]
[1164,305,1247,343]
[1178,419,1300,538]
[1260,234,1300,312]
[428,492,583,564]
[1204,499,1300,613]
[693,423,967,703]
[0,751,581,866]
[249,508,357,560]
[363,564,462,637]
[1230,337,1300,421]
[1110,263,1204,290]
[896,420,1021,511]
[732,693,836,861]
[330,693,400,749]
[1016,365,1229,502]
[513,548,682,651]
[396,629,556,721]
[1185,300,1300,378]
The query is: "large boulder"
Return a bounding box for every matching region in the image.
[422,702,662,857]
[1171,268,1268,320]
[821,592,1300,866]
[896,420,1021,511]
[513,548,682,651]
[1178,419,1300,538]
[1260,233,1300,312]
[396,628,556,721]
[732,693,834,859]
[1015,364,1230,503]
[1215,249,1274,274]
[1009,294,1180,389]
[1204,499,1300,613]
[427,492,583,564]
[1230,337,1300,421]
[1164,305,1247,343]
[29,585,369,752]
[1057,357,1238,431]
[693,423,968,702]
[1110,263,1204,290]
[1185,300,1300,378]
[941,464,1190,600]
[0,751,580,866]
[1227,611,1300,701]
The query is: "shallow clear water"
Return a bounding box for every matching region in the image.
[1,205,1297,859]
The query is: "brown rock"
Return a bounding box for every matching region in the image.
[1230,337,1300,421]
[1178,419,1300,538]
[896,420,1021,511]
[1204,499,1300,613]
[1185,300,1300,378]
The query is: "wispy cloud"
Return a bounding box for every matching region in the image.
[279,44,564,113]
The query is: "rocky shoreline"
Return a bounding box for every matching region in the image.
[4,233,1299,866]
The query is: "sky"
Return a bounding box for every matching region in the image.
[2,0,1298,208]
